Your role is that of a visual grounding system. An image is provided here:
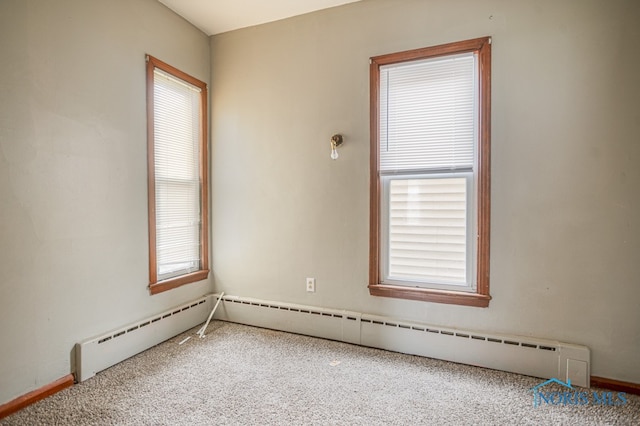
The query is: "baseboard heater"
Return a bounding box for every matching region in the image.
[213,294,591,388]
[75,294,213,382]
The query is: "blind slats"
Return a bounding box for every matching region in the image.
[380,51,477,287]
[380,52,476,173]
[153,68,202,280]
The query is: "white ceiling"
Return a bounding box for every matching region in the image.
[158,0,362,36]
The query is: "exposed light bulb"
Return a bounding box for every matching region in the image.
[331,145,339,160]
[330,134,343,160]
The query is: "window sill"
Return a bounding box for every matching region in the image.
[149,269,210,295]
[368,283,491,307]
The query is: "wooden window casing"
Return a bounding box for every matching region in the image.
[369,37,491,307]
[146,55,209,295]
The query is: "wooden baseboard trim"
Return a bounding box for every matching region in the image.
[0,374,75,419]
[591,376,640,395]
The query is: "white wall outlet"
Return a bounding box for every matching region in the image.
[306,277,315,292]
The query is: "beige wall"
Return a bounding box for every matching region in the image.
[0,0,211,403]
[211,0,640,382]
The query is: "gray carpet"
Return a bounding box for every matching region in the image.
[3,321,639,425]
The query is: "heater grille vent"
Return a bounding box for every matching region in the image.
[222,296,557,352]
[76,295,212,382]
[95,299,207,344]
[225,298,358,321]
[360,317,556,352]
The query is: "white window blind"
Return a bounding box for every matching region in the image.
[153,68,202,281]
[380,52,476,173]
[380,52,478,289]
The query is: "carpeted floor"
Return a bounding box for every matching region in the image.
[2,321,639,425]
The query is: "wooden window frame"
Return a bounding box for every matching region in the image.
[368,37,491,307]
[146,55,209,295]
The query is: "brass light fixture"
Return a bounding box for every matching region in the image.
[330,134,343,160]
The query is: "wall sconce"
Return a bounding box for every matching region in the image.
[330,134,343,160]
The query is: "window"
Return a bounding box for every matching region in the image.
[146,55,209,295]
[369,37,491,307]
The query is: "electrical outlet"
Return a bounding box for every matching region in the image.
[306,277,315,292]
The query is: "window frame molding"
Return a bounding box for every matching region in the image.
[146,55,210,295]
[368,37,491,307]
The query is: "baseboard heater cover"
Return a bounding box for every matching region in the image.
[214,294,590,388]
[75,294,213,382]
